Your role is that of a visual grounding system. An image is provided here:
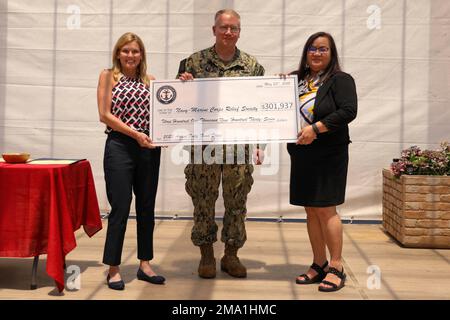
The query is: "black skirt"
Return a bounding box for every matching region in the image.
[287,143,349,207]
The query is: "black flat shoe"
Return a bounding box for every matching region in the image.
[137,268,165,285]
[296,261,328,285]
[106,274,125,290]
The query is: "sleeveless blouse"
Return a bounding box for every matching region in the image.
[106,75,150,135]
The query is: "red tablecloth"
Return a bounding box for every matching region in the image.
[0,160,102,291]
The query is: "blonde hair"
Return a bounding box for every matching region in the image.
[111,32,149,85]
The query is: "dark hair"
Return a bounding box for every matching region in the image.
[291,32,341,83]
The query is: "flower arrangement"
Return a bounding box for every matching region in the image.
[390,142,450,178]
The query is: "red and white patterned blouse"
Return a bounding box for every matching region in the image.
[106,75,150,135]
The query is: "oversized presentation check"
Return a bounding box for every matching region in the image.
[150,76,299,145]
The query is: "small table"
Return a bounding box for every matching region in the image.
[0,160,102,292]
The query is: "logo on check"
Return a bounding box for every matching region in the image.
[157,85,177,104]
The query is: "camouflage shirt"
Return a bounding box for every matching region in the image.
[178,45,265,78]
[177,46,265,164]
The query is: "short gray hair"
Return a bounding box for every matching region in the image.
[214,9,240,24]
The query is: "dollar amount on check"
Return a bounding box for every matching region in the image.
[150,76,300,145]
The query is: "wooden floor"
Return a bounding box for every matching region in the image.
[1,219,449,300]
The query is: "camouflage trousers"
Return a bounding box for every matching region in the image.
[185,163,254,248]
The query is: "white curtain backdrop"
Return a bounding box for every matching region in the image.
[1,0,449,220]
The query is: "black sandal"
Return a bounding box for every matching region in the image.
[318,266,346,292]
[295,261,328,285]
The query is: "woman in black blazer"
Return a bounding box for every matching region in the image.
[287,32,357,292]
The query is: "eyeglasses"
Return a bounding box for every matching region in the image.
[308,46,329,55]
[217,25,241,34]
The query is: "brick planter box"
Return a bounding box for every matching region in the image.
[382,169,450,248]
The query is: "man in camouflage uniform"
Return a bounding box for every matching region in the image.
[177,9,265,279]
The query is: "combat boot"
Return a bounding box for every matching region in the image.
[220,244,247,278]
[198,244,216,278]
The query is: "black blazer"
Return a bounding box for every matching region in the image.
[290,71,357,149]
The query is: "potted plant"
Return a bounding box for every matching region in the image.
[382,142,450,248]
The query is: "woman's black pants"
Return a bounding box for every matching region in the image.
[102,131,161,266]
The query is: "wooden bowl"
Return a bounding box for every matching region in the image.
[2,153,31,163]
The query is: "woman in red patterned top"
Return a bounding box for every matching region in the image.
[97,32,165,290]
